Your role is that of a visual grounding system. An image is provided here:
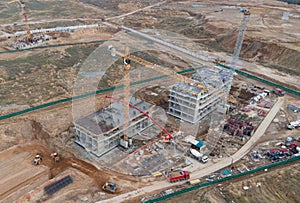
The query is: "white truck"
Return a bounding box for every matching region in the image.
[190,148,208,163]
[287,120,300,130]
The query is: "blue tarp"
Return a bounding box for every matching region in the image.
[195,138,204,148]
[221,169,233,176]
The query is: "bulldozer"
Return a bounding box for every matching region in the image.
[32,153,43,166]
[102,182,117,193]
[50,152,60,162]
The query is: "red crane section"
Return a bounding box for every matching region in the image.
[104,96,173,140]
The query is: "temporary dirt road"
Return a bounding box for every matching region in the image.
[98,97,284,203]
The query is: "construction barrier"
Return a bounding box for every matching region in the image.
[145,156,300,203]
[1,63,299,120]
[217,63,300,96]
[0,68,199,121]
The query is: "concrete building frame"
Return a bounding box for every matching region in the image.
[74,97,154,157]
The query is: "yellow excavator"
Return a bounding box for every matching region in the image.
[102,182,117,193]
[32,153,43,165]
[50,152,60,162]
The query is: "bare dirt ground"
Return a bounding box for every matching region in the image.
[1,0,299,108]
[118,0,300,85]
[0,150,49,202]
[0,140,150,202]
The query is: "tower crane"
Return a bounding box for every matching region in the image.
[8,0,32,40]
[205,10,251,153]
[123,47,131,142]
[109,46,178,143]
[108,46,229,104]
[108,46,209,142]
[108,46,208,92]
[230,10,251,69]
[108,46,229,144]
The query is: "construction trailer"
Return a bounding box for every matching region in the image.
[220,169,233,177]
[224,118,254,137]
[168,67,230,124]
[74,97,154,157]
[287,120,300,130]
[288,101,300,113]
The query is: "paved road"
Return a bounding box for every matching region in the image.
[0,18,103,27]
[3,1,166,38]
[190,97,284,177]
[97,97,284,203]
[106,1,167,21]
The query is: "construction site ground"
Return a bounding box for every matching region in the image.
[0,0,300,202]
[0,150,49,202]
[1,71,298,202]
[0,141,151,203]
[160,161,300,203]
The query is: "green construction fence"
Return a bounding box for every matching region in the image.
[217,63,300,96]
[0,68,198,120]
[145,155,300,203]
[1,63,300,120]
[2,62,299,121]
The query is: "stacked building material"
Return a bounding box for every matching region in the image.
[257,100,272,108]
[224,118,254,136]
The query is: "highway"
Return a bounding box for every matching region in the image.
[97,97,284,203]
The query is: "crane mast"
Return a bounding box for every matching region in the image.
[109,46,228,113]
[205,10,251,153]
[230,11,250,69]
[8,0,32,40]
[21,0,32,40]
[123,47,131,142]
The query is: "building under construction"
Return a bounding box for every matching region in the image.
[168,67,230,123]
[74,97,154,157]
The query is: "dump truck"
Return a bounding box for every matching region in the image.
[190,148,208,163]
[32,153,43,165]
[166,170,190,183]
[272,88,285,97]
[102,182,117,193]
[188,179,201,185]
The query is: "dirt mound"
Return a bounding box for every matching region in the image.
[123,4,300,76]
[217,33,300,75]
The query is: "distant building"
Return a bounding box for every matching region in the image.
[74,97,154,157]
[288,101,300,113]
